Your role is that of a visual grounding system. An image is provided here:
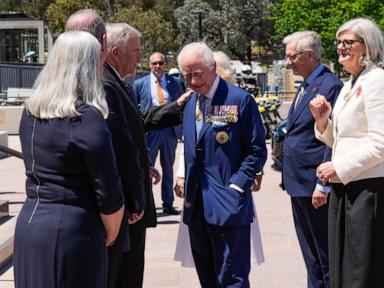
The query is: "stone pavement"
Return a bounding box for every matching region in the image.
[0,137,306,288]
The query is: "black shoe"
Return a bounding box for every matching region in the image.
[162,204,180,215]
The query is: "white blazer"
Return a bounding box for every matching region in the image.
[315,66,384,185]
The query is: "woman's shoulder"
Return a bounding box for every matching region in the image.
[72,102,105,128]
[366,65,384,77]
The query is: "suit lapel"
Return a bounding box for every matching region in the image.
[184,92,197,156]
[286,87,302,130]
[196,79,226,144]
[287,72,326,131]
[104,62,139,115]
[144,75,153,109]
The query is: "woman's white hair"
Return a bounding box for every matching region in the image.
[336,17,384,68]
[213,51,235,84]
[26,31,108,119]
[283,30,322,61]
[177,42,215,72]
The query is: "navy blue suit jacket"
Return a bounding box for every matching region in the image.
[282,66,342,197]
[133,73,183,139]
[182,78,267,226]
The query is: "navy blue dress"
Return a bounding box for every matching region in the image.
[14,103,124,288]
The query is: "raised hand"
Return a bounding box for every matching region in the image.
[309,95,332,133]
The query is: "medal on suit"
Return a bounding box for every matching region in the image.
[216,131,229,144]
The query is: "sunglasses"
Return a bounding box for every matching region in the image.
[151,61,164,66]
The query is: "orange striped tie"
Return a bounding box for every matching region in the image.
[157,80,165,105]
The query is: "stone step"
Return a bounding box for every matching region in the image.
[0,201,9,222]
[0,216,16,271]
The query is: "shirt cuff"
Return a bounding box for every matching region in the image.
[316,183,331,193]
[229,183,245,193]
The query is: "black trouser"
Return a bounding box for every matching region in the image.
[330,178,384,288]
[119,228,147,288]
[107,251,122,288]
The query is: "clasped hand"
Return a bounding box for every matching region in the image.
[316,161,341,184]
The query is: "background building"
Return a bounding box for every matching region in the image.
[0,12,53,64]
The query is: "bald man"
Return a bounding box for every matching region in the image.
[134,52,183,215]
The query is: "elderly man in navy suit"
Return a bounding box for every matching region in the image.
[134,52,183,215]
[282,31,343,288]
[175,42,267,288]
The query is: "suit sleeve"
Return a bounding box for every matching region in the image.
[71,106,124,215]
[104,81,145,213]
[317,81,343,187]
[142,101,183,131]
[229,94,268,191]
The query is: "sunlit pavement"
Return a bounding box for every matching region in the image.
[0,138,306,288]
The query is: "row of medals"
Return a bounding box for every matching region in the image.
[196,109,238,144]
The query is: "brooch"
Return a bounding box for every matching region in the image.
[216,131,229,144]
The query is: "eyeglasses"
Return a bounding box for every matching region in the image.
[151,61,164,66]
[182,71,204,80]
[285,51,305,61]
[334,39,363,49]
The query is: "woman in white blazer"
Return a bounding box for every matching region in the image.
[310,17,384,288]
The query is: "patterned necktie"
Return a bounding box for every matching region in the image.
[157,79,165,105]
[294,85,305,110]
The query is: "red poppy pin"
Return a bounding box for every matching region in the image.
[356,85,362,97]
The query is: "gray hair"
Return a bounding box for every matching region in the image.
[336,17,384,68]
[283,30,322,60]
[65,9,106,41]
[213,51,235,84]
[177,42,215,72]
[106,23,142,50]
[26,31,108,119]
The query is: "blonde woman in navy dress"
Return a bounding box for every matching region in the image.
[14,31,125,288]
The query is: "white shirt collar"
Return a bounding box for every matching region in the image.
[150,72,165,84]
[203,75,220,100]
[107,61,124,81]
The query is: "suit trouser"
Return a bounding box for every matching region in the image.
[147,128,177,205]
[107,251,122,288]
[120,228,147,288]
[188,188,250,288]
[291,197,329,288]
[330,178,384,288]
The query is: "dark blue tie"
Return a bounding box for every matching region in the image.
[196,95,206,137]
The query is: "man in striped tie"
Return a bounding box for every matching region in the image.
[134,52,183,215]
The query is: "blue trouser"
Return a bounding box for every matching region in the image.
[291,197,329,288]
[188,188,251,288]
[147,128,177,205]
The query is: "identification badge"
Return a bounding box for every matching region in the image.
[216,131,229,144]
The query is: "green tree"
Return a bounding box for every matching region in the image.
[45,0,95,35]
[175,0,275,61]
[0,0,53,18]
[107,5,177,63]
[270,0,384,65]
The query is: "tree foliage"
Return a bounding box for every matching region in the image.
[107,5,178,62]
[45,0,96,35]
[175,0,275,61]
[270,0,384,64]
